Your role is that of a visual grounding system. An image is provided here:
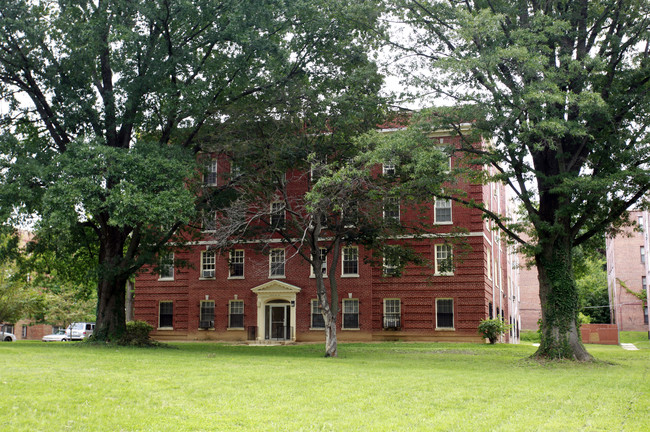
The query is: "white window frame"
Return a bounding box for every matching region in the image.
[199,300,215,329]
[158,301,173,329]
[486,249,492,280]
[642,246,646,264]
[382,162,396,176]
[270,201,285,229]
[436,298,454,330]
[201,250,216,279]
[202,210,217,232]
[269,248,285,278]
[342,298,359,330]
[158,252,174,281]
[434,198,452,224]
[382,247,399,276]
[383,197,400,222]
[204,158,217,186]
[310,299,325,330]
[342,246,359,277]
[383,298,401,329]
[228,300,245,329]
[435,244,454,276]
[229,249,245,279]
[310,248,327,278]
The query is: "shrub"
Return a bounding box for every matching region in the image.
[520,330,540,343]
[119,320,157,346]
[578,312,592,325]
[478,319,512,344]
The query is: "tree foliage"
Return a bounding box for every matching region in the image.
[389,0,650,360]
[0,0,385,340]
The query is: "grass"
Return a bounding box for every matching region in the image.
[1,341,649,431]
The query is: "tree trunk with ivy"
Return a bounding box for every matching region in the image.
[534,234,592,361]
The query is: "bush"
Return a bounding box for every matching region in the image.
[578,312,592,325]
[119,321,157,346]
[520,330,541,343]
[478,319,512,344]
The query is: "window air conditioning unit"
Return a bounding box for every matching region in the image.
[199,320,214,329]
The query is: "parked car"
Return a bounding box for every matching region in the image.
[65,322,95,340]
[1,331,16,342]
[42,330,69,342]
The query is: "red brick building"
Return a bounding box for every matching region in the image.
[134,130,519,343]
[606,210,650,332]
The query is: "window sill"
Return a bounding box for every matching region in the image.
[434,273,454,277]
[158,277,174,281]
[269,275,286,279]
[341,274,359,278]
[199,277,216,281]
[309,275,327,279]
[228,276,245,280]
[309,327,325,331]
[434,221,453,225]
[197,328,215,331]
[436,327,455,331]
[227,327,245,331]
[342,328,360,331]
[157,327,173,331]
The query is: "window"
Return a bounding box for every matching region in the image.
[645,307,648,325]
[639,215,644,231]
[311,299,325,329]
[204,158,217,186]
[383,299,401,329]
[435,244,454,275]
[270,249,285,277]
[342,299,359,329]
[383,162,396,176]
[203,210,217,231]
[270,202,285,229]
[486,249,492,280]
[383,247,399,276]
[201,250,216,279]
[22,325,27,339]
[310,248,327,277]
[229,250,244,278]
[159,301,173,328]
[383,197,400,222]
[230,161,242,179]
[642,246,646,264]
[159,252,174,280]
[342,246,359,276]
[229,300,244,328]
[199,301,215,328]
[434,199,452,223]
[436,298,454,329]
[643,276,647,291]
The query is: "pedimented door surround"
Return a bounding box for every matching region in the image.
[251,280,301,342]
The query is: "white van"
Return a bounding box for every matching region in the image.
[66,322,95,340]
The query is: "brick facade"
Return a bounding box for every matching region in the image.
[134,132,519,343]
[606,210,650,332]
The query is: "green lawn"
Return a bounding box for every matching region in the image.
[1,341,648,431]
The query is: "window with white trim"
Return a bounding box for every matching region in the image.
[641,246,646,264]
[159,301,173,328]
[201,250,216,279]
[229,300,244,328]
[204,159,217,186]
[342,246,359,276]
[383,162,396,176]
[202,210,217,231]
[383,247,399,276]
[270,201,285,229]
[199,301,214,328]
[159,252,174,280]
[436,298,454,329]
[310,248,327,277]
[229,249,244,278]
[383,197,400,222]
[383,299,401,329]
[434,198,452,223]
[435,244,454,275]
[486,249,492,280]
[342,299,359,329]
[270,249,285,277]
[311,299,325,329]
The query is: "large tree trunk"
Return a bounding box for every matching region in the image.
[533,235,593,361]
[323,308,338,357]
[93,227,128,341]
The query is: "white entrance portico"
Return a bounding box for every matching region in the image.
[251,280,301,342]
